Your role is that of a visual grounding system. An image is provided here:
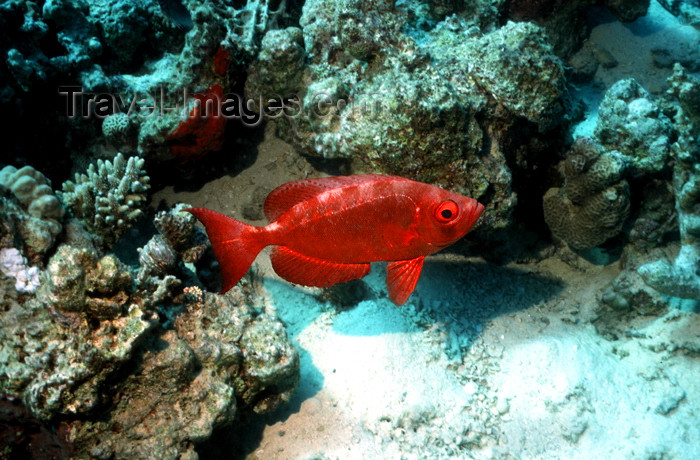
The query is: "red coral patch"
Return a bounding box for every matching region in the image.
[166,84,226,162]
[213,46,231,76]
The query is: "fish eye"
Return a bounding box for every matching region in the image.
[435,200,459,223]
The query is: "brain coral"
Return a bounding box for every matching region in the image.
[101,112,132,139]
[543,138,631,250]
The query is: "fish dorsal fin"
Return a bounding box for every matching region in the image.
[263,174,407,222]
[386,257,425,305]
[270,246,371,287]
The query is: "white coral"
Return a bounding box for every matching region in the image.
[0,247,41,293]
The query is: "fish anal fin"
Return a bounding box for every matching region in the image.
[386,257,425,306]
[270,246,370,287]
[263,174,408,222]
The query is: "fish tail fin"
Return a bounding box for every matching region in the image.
[186,207,267,293]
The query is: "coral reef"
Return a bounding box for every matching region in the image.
[0,0,289,169]
[0,165,64,256]
[256,8,568,230]
[543,138,630,250]
[136,203,209,288]
[69,286,298,460]
[60,153,150,248]
[456,21,566,131]
[0,201,300,458]
[638,65,700,300]
[0,244,156,420]
[244,27,306,111]
[594,78,674,177]
[106,0,287,163]
[507,0,649,58]
[626,179,677,255]
[0,166,64,222]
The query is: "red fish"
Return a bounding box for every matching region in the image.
[187,175,484,305]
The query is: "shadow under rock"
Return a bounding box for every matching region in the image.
[197,344,324,460]
[195,276,328,459]
[148,120,265,194]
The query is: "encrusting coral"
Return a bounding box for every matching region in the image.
[60,153,150,248]
[244,27,306,112]
[70,286,299,459]
[543,138,630,250]
[638,65,700,300]
[0,244,156,420]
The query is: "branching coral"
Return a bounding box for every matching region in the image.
[638,65,700,300]
[543,138,630,250]
[60,153,150,248]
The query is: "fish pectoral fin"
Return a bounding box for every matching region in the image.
[386,257,425,306]
[270,246,371,287]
